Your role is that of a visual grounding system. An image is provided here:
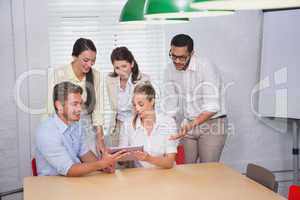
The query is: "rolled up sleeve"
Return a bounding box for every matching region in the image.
[159,117,178,154]
[92,69,104,127]
[199,61,221,113]
[162,66,180,119]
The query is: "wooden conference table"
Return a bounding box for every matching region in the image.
[24,163,286,200]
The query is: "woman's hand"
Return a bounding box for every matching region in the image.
[131,151,150,161]
[95,126,108,154]
[96,138,108,155]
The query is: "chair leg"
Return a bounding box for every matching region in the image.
[0,188,23,199]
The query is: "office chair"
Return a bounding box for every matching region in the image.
[288,185,300,200]
[246,163,278,192]
[31,158,38,176]
[175,144,185,165]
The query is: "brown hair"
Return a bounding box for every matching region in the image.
[109,46,141,84]
[53,81,83,113]
[72,38,96,114]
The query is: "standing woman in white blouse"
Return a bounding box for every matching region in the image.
[106,47,150,147]
[47,38,107,155]
[119,82,178,168]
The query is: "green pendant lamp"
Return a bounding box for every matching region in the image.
[144,0,234,19]
[119,0,189,24]
[191,0,300,10]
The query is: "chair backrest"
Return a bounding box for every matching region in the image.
[31,158,38,176]
[175,144,185,165]
[288,185,300,200]
[246,163,278,192]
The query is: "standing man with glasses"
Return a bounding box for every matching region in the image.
[162,34,227,163]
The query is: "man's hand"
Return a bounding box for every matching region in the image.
[169,123,193,140]
[99,150,129,172]
[101,164,115,173]
[169,112,216,140]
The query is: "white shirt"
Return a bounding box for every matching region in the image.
[119,113,178,168]
[163,55,226,121]
[117,76,133,122]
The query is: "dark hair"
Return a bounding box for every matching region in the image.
[110,47,141,84]
[132,81,156,129]
[170,34,194,53]
[72,38,96,114]
[53,81,83,113]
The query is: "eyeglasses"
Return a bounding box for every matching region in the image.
[169,51,190,62]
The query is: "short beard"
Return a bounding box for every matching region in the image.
[175,57,191,71]
[62,112,71,123]
[62,112,79,123]
[182,57,191,71]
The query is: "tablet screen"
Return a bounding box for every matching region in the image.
[109,146,144,161]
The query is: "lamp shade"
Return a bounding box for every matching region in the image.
[191,0,300,10]
[119,0,189,24]
[144,0,234,19]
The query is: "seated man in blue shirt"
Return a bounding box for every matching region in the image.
[35,81,127,176]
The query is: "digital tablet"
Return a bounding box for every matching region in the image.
[109,146,144,161]
[109,145,143,154]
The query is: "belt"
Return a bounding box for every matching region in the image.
[186,115,227,122]
[211,115,227,120]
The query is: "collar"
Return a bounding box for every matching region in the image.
[113,72,141,85]
[53,114,69,134]
[127,73,134,86]
[136,72,142,81]
[136,116,143,130]
[135,112,160,131]
[67,63,86,83]
[118,73,133,90]
[186,54,197,72]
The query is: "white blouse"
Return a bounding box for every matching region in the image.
[117,76,133,122]
[119,112,178,168]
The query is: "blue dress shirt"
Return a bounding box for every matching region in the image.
[35,114,89,176]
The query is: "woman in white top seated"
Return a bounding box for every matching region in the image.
[119,82,178,169]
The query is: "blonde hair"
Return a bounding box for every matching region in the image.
[132,81,156,129]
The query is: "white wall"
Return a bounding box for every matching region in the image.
[164,11,294,195]
[0,0,20,194]
[0,0,49,198]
